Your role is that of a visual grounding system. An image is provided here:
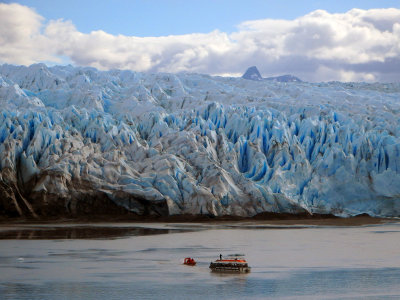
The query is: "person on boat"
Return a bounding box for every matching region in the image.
[219,254,222,260]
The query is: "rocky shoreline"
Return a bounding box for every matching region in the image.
[0,211,393,227]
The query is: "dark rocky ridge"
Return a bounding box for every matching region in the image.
[242,66,302,82]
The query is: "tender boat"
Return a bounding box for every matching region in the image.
[183,257,196,266]
[209,255,251,273]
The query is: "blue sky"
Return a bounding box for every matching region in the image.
[6,0,400,36]
[1,1,400,82]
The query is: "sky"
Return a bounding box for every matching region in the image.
[1,1,400,82]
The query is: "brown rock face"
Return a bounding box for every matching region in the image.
[0,168,169,220]
[0,168,38,218]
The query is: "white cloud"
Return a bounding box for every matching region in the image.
[0,3,400,82]
[0,3,58,64]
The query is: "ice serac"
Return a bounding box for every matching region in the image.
[0,64,400,219]
[265,74,302,83]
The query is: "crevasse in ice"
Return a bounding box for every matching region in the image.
[0,63,400,217]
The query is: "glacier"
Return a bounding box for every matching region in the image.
[0,63,400,218]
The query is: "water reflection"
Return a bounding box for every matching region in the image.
[0,226,191,240]
[2,268,399,300]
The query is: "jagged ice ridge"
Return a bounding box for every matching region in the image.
[1,63,400,218]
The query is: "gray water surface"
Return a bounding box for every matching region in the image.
[1,222,400,299]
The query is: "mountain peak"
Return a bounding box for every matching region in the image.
[242,66,303,82]
[242,66,263,81]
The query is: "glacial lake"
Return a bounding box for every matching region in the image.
[1,222,400,299]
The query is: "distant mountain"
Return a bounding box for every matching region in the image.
[242,66,302,82]
[242,66,263,81]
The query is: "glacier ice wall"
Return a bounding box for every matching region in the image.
[1,63,400,218]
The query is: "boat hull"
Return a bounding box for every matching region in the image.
[209,262,251,273]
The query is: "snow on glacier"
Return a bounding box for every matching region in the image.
[0,63,400,217]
